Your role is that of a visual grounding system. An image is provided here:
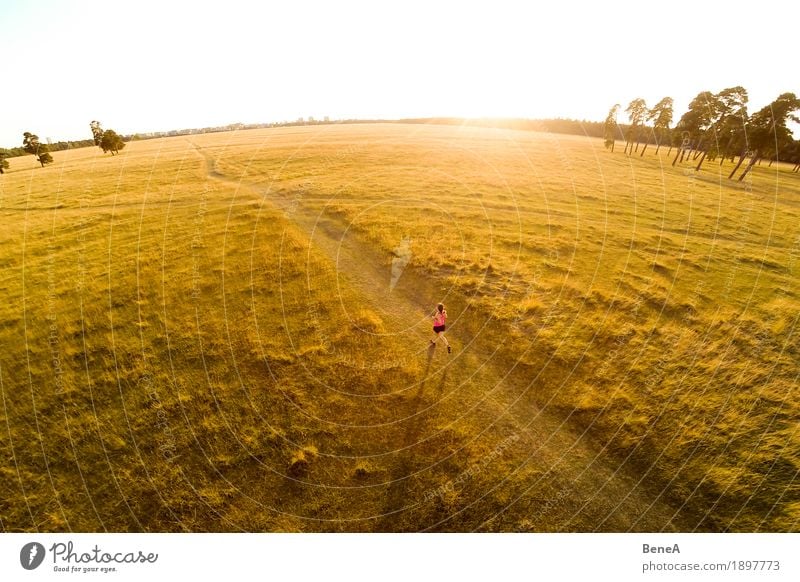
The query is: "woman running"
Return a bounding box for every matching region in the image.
[430,303,451,353]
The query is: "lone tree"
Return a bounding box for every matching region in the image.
[603,104,620,152]
[91,121,126,155]
[100,129,125,155]
[22,132,53,167]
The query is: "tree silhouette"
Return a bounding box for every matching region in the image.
[91,121,126,155]
[99,129,125,155]
[22,132,53,167]
[693,92,725,171]
[604,104,620,152]
[671,91,718,167]
[787,139,800,173]
[713,87,748,165]
[644,97,673,156]
[90,120,104,146]
[734,92,800,181]
[624,98,647,155]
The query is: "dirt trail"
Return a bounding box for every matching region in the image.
[189,142,695,531]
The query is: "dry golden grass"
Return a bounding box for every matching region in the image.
[1,124,797,532]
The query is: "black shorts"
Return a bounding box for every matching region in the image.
[433,325,446,333]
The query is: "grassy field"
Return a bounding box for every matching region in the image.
[1,123,798,532]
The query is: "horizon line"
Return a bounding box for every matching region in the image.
[0,115,611,152]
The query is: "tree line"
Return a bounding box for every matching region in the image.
[0,138,96,159]
[0,121,126,173]
[604,89,800,179]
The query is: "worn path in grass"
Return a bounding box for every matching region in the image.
[190,141,696,531]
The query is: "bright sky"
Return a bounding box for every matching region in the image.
[1,0,797,148]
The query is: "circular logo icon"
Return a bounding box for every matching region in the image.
[20,542,46,570]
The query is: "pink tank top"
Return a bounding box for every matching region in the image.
[434,311,446,326]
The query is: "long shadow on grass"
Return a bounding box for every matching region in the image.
[375,344,449,531]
